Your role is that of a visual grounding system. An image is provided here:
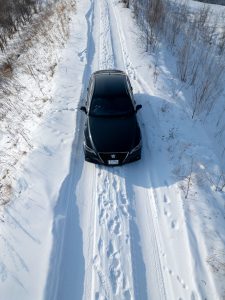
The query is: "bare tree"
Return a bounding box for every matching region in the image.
[0,0,43,52]
[191,53,225,118]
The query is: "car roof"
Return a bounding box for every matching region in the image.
[92,71,129,98]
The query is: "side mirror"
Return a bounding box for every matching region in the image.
[136,104,142,112]
[80,106,87,114]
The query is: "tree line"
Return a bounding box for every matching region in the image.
[123,0,225,119]
[0,0,44,51]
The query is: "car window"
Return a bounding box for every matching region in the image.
[89,74,134,117]
[86,77,94,107]
[89,96,134,117]
[94,75,130,97]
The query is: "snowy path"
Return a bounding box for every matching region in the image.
[0,0,224,299]
[67,0,168,298]
[78,0,170,299]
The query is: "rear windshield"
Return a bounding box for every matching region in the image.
[89,74,134,117]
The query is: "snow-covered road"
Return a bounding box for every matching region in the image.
[75,0,167,298]
[0,0,225,299]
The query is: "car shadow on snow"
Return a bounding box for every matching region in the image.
[106,91,182,190]
[132,90,198,190]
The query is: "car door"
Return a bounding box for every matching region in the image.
[86,76,95,112]
[84,76,95,137]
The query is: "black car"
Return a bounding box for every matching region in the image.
[80,70,142,165]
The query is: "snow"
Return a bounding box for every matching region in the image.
[0,0,225,299]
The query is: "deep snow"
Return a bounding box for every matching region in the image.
[0,0,225,299]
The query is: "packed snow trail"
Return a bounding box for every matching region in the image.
[79,0,140,298]
[78,0,168,299]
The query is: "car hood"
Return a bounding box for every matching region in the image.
[88,115,138,152]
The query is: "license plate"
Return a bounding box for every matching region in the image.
[108,160,119,165]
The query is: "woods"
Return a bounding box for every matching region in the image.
[128,0,225,119]
[0,0,75,205]
[0,0,43,51]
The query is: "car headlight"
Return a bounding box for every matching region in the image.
[84,143,96,154]
[130,141,142,154]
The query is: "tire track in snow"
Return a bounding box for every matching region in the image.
[98,0,114,70]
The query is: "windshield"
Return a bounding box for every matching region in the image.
[89,96,134,117]
[89,74,134,117]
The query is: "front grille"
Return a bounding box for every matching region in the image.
[99,152,128,163]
